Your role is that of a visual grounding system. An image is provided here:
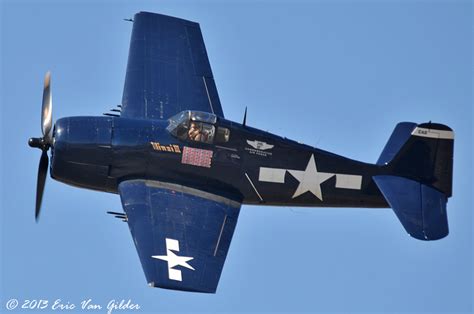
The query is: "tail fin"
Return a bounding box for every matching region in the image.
[374,122,454,240]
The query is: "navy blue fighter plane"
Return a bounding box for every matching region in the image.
[28,12,454,293]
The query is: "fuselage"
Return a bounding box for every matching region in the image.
[50,114,389,208]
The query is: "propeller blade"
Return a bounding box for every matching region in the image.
[35,150,49,221]
[41,71,53,144]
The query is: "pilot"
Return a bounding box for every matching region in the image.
[188,122,203,141]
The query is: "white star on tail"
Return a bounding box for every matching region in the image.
[152,238,194,281]
[287,155,335,200]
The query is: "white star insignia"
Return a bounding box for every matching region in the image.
[258,154,363,201]
[152,250,195,271]
[152,238,195,281]
[287,154,335,200]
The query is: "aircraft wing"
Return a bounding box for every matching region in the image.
[118,179,241,293]
[120,11,224,120]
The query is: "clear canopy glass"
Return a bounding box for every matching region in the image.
[166,111,217,143]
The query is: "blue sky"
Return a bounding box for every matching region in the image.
[1,0,472,313]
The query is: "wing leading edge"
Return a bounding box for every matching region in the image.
[121,12,224,120]
[118,179,241,293]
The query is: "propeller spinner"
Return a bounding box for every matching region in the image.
[28,71,53,221]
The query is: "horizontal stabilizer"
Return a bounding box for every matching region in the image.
[373,175,448,240]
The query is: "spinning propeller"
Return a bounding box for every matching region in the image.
[28,72,53,221]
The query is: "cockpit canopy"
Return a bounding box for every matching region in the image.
[166,110,230,144]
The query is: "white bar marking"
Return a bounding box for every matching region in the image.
[166,238,179,251]
[335,174,362,190]
[259,167,286,183]
[169,268,182,281]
